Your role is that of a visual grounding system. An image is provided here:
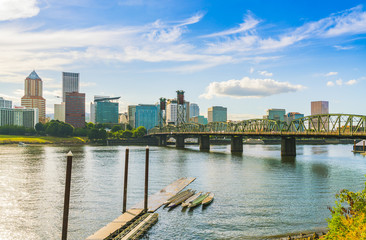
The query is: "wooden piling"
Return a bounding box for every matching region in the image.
[122,148,129,213]
[144,146,149,212]
[62,151,73,240]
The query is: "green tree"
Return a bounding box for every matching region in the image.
[88,128,99,141]
[111,125,122,132]
[324,179,366,239]
[35,122,45,133]
[133,126,146,138]
[86,122,95,129]
[122,130,133,139]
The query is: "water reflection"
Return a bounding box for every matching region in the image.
[0,144,365,239]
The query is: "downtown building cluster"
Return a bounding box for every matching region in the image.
[0,70,329,131]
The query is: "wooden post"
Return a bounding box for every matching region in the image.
[122,148,129,213]
[363,140,365,152]
[62,151,73,240]
[144,146,149,212]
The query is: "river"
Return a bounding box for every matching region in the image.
[0,144,365,239]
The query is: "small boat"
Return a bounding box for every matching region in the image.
[201,192,214,205]
[18,142,27,147]
[163,189,191,206]
[182,192,202,208]
[188,192,209,208]
[168,190,195,208]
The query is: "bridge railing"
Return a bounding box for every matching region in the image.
[148,114,366,136]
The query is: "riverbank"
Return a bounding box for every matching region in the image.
[0,135,87,145]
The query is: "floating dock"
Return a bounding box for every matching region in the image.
[86,177,195,240]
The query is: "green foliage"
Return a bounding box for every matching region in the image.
[122,130,133,138]
[86,122,95,129]
[132,126,147,138]
[35,122,45,133]
[88,128,107,141]
[324,179,366,239]
[0,125,35,135]
[44,120,74,137]
[74,128,88,136]
[111,125,122,132]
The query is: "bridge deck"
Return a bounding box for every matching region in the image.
[85,177,195,240]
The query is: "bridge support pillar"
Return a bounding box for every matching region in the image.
[199,135,210,151]
[175,135,185,148]
[281,136,296,156]
[231,136,243,154]
[157,135,167,146]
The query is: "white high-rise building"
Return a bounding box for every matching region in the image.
[54,102,65,122]
[0,97,12,108]
[62,72,79,101]
[166,101,177,124]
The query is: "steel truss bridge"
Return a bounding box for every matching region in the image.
[148,114,366,156]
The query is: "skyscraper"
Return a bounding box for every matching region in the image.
[266,109,286,121]
[95,97,120,124]
[21,70,46,123]
[189,103,199,118]
[128,105,136,128]
[208,106,227,123]
[62,72,79,101]
[311,101,329,115]
[135,104,158,130]
[65,92,85,128]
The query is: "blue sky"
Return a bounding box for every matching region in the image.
[1,0,366,120]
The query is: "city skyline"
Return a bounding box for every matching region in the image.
[1,1,366,120]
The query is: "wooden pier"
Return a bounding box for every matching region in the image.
[86,177,195,240]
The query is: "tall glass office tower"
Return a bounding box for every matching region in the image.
[62,72,79,101]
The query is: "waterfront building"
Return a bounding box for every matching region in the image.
[62,72,79,101]
[311,101,329,130]
[119,112,128,124]
[208,106,227,123]
[95,97,120,124]
[166,99,190,125]
[128,105,137,128]
[54,102,65,122]
[65,92,85,128]
[266,109,286,121]
[90,96,109,123]
[135,104,158,130]
[0,97,12,108]
[311,101,329,115]
[0,107,38,128]
[285,112,304,124]
[189,103,199,118]
[21,70,46,123]
[190,115,208,125]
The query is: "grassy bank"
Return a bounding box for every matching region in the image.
[0,135,88,144]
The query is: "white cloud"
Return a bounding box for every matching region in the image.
[205,5,366,54]
[258,70,273,77]
[200,76,305,99]
[345,79,357,85]
[326,81,335,86]
[334,45,354,50]
[0,0,40,21]
[324,5,366,37]
[325,72,338,76]
[250,67,254,74]
[327,79,357,86]
[202,12,260,38]
[336,79,343,85]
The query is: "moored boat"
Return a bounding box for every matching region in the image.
[168,190,195,208]
[201,192,214,205]
[163,189,191,206]
[182,191,202,208]
[188,192,209,208]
